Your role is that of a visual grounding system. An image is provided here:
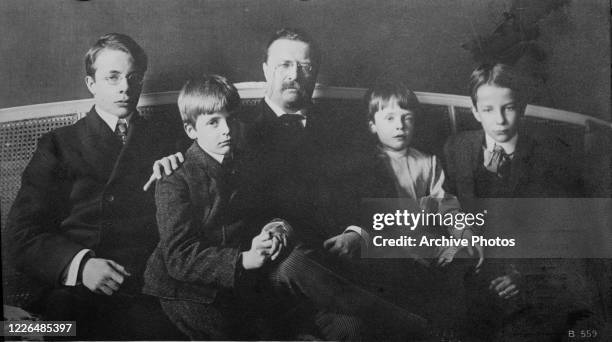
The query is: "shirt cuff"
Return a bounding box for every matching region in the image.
[63,249,92,286]
[344,225,370,245]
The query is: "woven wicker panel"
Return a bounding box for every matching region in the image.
[1,114,81,232]
[1,114,81,307]
[0,100,265,307]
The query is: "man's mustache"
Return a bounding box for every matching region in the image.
[281,81,305,92]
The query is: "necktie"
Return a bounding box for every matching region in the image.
[115,118,128,144]
[484,144,512,177]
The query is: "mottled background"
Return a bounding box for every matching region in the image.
[1,0,609,120]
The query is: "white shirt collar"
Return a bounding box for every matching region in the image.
[380,146,408,160]
[484,132,518,154]
[264,96,308,127]
[95,106,132,131]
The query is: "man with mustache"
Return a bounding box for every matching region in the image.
[148,28,429,340]
[6,33,185,340]
[233,28,430,340]
[238,28,368,256]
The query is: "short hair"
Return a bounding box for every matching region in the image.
[177,74,241,127]
[469,63,530,109]
[364,81,421,122]
[264,28,321,66]
[85,33,148,78]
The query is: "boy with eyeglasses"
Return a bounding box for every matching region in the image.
[6,33,186,339]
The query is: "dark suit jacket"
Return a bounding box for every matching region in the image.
[443,129,580,200]
[7,107,182,295]
[236,100,368,246]
[143,142,257,304]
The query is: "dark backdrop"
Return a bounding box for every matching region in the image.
[1,0,609,120]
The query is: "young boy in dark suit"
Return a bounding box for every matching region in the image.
[6,33,184,339]
[143,74,282,340]
[444,63,580,199]
[145,75,430,341]
[443,63,590,340]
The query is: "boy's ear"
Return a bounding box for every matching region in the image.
[85,75,96,96]
[471,106,483,123]
[184,123,198,140]
[368,120,377,134]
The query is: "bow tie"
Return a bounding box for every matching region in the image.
[278,114,305,128]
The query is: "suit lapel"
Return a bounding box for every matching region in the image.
[239,101,277,150]
[507,134,533,194]
[470,130,485,172]
[106,114,155,186]
[80,108,123,181]
[454,130,484,199]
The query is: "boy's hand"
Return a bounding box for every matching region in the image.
[261,219,292,261]
[143,152,184,191]
[448,228,484,270]
[490,267,521,299]
[436,245,460,267]
[323,231,361,259]
[242,231,276,270]
[82,258,131,296]
[457,228,484,270]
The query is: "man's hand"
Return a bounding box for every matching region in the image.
[242,231,277,270]
[82,258,131,296]
[143,152,184,191]
[323,232,361,258]
[489,269,521,299]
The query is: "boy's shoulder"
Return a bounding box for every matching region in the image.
[445,130,484,147]
[443,130,485,158]
[158,143,216,184]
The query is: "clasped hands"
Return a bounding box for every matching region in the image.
[241,219,292,270]
[241,218,363,270]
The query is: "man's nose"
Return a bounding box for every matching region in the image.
[285,63,298,80]
[117,76,129,92]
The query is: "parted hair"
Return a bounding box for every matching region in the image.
[469,63,530,110]
[85,33,148,78]
[177,74,241,127]
[364,81,422,122]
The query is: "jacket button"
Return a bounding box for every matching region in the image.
[104,194,115,202]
